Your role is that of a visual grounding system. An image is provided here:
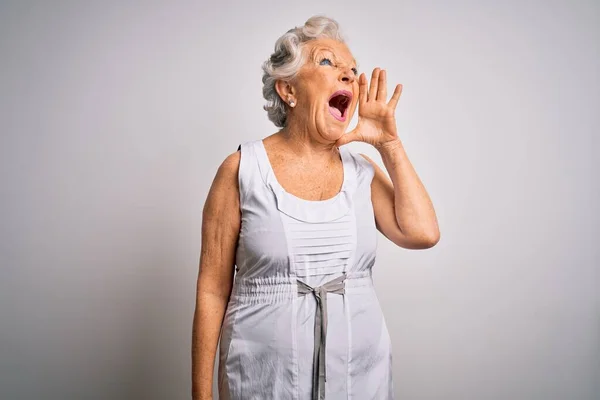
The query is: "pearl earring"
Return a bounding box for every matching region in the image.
[288,97,295,107]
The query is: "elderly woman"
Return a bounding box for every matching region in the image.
[192,15,440,400]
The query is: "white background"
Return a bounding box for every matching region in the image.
[1,1,598,399]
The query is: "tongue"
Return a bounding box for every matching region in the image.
[329,105,342,118]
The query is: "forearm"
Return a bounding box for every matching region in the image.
[376,138,439,242]
[192,290,229,400]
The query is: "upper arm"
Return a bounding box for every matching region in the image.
[196,150,242,301]
[359,153,433,250]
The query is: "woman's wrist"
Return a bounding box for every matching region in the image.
[375,137,403,153]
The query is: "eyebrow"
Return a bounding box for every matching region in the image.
[311,46,358,68]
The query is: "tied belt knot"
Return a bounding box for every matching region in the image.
[296,273,346,400]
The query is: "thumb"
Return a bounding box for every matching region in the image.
[334,127,361,148]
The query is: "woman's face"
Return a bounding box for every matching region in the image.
[286,38,360,141]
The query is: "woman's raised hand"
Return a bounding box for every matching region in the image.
[335,68,403,149]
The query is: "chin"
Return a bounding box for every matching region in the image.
[324,124,348,141]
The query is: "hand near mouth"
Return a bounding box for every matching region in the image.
[334,67,402,149]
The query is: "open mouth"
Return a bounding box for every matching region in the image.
[328,90,352,121]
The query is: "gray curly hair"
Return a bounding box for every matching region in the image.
[261,15,346,128]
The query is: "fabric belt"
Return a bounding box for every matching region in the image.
[296,273,347,400]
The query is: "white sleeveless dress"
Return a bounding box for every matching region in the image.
[218,139,394,400]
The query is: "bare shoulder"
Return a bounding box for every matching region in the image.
[218,149,241,184]
[203,149,241,218]
[212,149,241,191]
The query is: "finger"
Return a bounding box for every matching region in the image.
[368,68,380,102]
[388,83,403,109]
[377,69,387,102]
[358,73,367,105]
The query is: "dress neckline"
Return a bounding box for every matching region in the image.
[257,139,349,204]
[252,139,356,223]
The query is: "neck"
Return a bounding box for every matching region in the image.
[277,117,340,163]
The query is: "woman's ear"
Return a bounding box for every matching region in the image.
[275,79,295,105]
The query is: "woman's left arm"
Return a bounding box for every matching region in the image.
[360,139,440,249]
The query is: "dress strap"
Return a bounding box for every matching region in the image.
[251,139,276,188]
[237,141,260,207]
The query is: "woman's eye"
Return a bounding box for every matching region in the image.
[319,58,333,66]
[351,67,358,75]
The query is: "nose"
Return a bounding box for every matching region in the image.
[339,66,355,84]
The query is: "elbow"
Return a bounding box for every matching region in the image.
[393,229,440,249]
[424,229,441,248]
[411,229,440,249]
